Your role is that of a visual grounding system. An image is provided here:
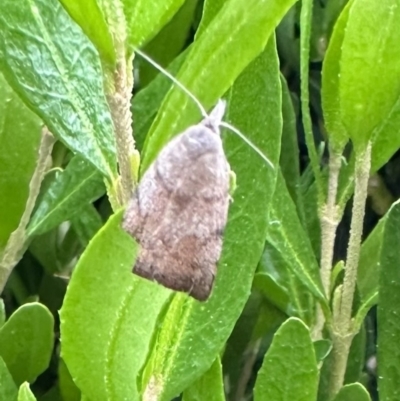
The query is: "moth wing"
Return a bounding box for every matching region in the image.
[123,124,230,301]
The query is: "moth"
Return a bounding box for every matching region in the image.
[122,100,231,301]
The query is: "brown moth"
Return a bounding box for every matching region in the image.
[122,100,230,301]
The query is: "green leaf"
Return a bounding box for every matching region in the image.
[276,6,300,73]
[140,37,282,401]
[256,242,314,325]
[378,201,400,401]
[141,0,297,172]
[0,73,42,252]
[27,157,105,237]
[0,0,117,179]
[358,235,383,301]
[70,204,103,246]
[344,325,366,384]
[133,51,187,151]
[0,298,5,327]
[28,230,64,275]
[339,0,400,151]
[39,386,63,401]
[323,0,350,40]
[182,357,225,401]
[301,175,322,257]
[59,0,115,65]
[321,1,351,152]
[357,213,385,304]
[314,339,332,363]
[58,359,81,401]
[0,303,54,385]
[124,0,186,48]
[195,0,226,39]
[254,318,318,401]
[222,293,286,398]
[299,0,325,207]
[333,383,371,401]
[371,94,400,172]
[139,0,198,86]
[18,383,37,401]
[325,0,400,182]
[279,74,301,205]
[267,172,327,310]
[60,210,171,401]
[0,356,17,401]
[253,271,291,316]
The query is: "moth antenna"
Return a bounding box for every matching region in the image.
[135,49,208,119]
[220,121,274,169]
[135,49,274,170]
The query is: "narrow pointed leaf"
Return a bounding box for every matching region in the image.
[267,172,326,308]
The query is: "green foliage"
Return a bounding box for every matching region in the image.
[0,357,18,401]
[0,0,400,400]
[0,0,117,179]
[323,0,400,154]
[182,357,225,401]
[27,157,105,237]
[254,318,319,400]
[333,383,371,401]
[0,75,42,252]
[18,383,37,401]
[60,210,170,401]
[58,0,115,65]
[0,303,54,385]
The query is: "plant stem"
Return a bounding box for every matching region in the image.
[328,142,372,397]
[103,0,136,206]
[0,128,54,294]
[108,59,136,206]
[340,143,371,329]
[313,152,342,339]
[320,152,342,296]
[329,330,354,397]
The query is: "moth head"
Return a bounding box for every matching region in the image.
[180,124,224,159]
